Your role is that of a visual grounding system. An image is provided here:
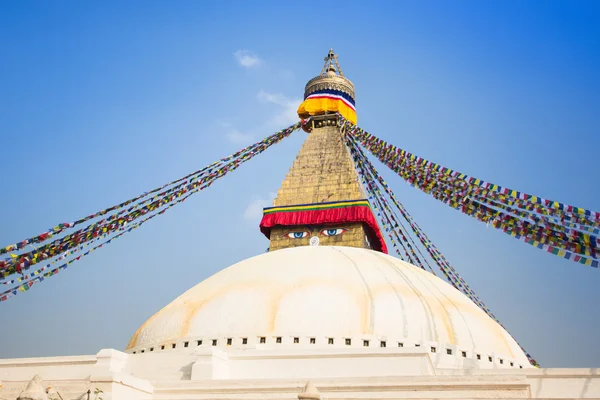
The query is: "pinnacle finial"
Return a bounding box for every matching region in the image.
[321,49,344,77]
[298,381,321,400]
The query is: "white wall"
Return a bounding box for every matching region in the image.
[0,348,599,399]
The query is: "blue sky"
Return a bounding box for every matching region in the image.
[0,1,599,367]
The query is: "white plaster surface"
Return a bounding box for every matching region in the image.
[127,246,530,368]
[1,247,598,399]
[0,349,599,399]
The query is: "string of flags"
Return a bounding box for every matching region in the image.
[344,125,487,306]
[341,117,539,367]
[0,122,301,300]
[3,108,585,368]
[0,161,222,257]
[1,180,203,301]
[339,116,598,269]
[345,135,433,273]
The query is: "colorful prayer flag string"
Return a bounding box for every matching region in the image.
[353,131,599,229]
[339,116,598,270]
[0,122,301,291]
[341,117,539,367]
[0,123,302,258]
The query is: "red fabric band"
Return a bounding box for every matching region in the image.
[259,205,387,253]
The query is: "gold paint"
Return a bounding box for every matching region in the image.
[268,123,373,252]
[429,291,517,357]
[126,301,182,349]
[427,295,457,344]
[270,222,368,252]
[128,254,521,360]
[128,271,377,348]
[126,328,142,349]
[366,270,457,344]
[176,276,370,338]
[177,279,271,338]
[480,309,517,358]
[265,278,368,334]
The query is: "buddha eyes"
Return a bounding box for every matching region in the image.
[320,228,348,236]
[282,228,349,239]
[285,231,310,239]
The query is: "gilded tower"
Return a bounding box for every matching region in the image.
[259,50,387,253]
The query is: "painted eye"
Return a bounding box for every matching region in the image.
[284,231,310,239]
[320,228,348,236]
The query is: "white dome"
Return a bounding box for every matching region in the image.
[127,246,529,367]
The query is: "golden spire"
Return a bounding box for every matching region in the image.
[321,49,344,76]
[259,51,386,253]
[298,49,357,125]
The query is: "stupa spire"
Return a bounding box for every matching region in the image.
[299,49,356,125]
[259,51,386,253]
[321,48,344,76]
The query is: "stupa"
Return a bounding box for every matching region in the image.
[0,50,598,400]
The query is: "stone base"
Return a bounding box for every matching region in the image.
[0,349,599,399]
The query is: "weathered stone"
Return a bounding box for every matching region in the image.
[269,124,372,252]
[17,375,48,400]
[298,381,321,400]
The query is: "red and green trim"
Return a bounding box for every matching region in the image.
[260,199,388,253]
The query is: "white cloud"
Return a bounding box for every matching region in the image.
[218,121,254,145]
[257,90,302,128]
[244,192,276,221]
[257,90,287,104]
[218,89,301,145]
[225,128,254,145]
[234,50,262,68]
